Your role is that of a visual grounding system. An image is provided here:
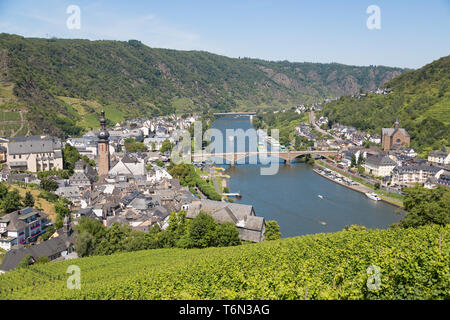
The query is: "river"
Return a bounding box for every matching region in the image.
[209,115,404,238]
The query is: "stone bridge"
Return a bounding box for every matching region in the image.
[191,150,338,165]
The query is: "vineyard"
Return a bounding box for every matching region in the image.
[0,224,448,300]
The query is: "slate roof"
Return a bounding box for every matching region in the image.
[365,155,397,167]
[0,208,47,232]
[0,234,74,271]
[393,164,442,174]
[429,150,448,158]
[381,128,410,137]
[7,136,62,155]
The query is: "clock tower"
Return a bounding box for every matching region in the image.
[97,110,110,176]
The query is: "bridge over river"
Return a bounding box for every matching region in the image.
[191,150,338,165]
[213,112,256,121]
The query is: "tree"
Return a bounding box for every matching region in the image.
[160,140,173,153]
[186,212,217,248]
[123,230,150,252]
[124,138,147,153]
[75,217,106,241]
[63,144,82,173]
[264,220,281,240]
[17,254,32,269]
[0,183,8,200]
[214,222,241,247]
[95,223,129,256]
[54,199,70,221]
[397,185,450,228]
[75,231,96,257]
[357,165,365,175]
[40,179,59,192]
[40,225,55,241]
[23,191,35,208]
[1,189,22,213]
[35,256,50,264]
[151,142,156,151]
[351,154,357,168]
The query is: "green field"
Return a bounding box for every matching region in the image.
[0,224,447,300]
[1,111,21,121]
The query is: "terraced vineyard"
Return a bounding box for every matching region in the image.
[0,225,448,300]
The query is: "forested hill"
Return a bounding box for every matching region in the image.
[321,55,450,152]
[0,33,404,137]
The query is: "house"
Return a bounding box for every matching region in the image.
[363,155,397,177]
[0,145,6,163]
[147,166,173,183]
[55,186,82,204]
[108,154,145,177]
[391,165,444,187]
[428,150,450,165]
[369,134,381,144]
[0,216,75,271]
[0,208,48,251]
[186,199,265,242]
[381,117,410,151]
[0,137,8,163]
[6,135,63,172]
[69,160,97,188]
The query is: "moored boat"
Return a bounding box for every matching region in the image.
[365,192,381,201]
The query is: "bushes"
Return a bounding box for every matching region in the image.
[396,185,450,228]
[73,210,242,258]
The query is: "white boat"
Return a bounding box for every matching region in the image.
[318,195,324,199]
[365,192,381,201]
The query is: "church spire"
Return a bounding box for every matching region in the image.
[394,116,399,130]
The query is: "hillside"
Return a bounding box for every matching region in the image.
[0,33,404,137]
[321,55,450,152]
[0,224,448,300]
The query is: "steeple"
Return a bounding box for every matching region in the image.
[63,215,71,235]
[97,110,110,176]
[100,110,106,129]
[394,116,399,130]
[97,110,110,141]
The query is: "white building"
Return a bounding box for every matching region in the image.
[7,136,63,172]
[0,208,48,251]
[364,155,397,177]
[428,150,450,165]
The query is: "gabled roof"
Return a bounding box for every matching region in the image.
[382,128,410,137]
[0,235,74,271]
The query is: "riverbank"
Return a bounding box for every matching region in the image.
[314,161,403,207]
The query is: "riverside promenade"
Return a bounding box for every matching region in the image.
[313,162,403,208]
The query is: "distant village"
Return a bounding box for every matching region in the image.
[292,105,449,191]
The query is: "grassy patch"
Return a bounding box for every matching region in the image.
[9,185,57,222]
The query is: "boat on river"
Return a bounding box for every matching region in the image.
[365,192,381,201]
[318,195,324,199]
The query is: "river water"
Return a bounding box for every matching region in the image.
[210,116,403,238]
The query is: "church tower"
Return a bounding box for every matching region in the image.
[97,110,110,176]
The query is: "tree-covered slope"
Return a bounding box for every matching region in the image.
[0,224,448,300]
[0,33,404,137]
[322,55,450,152]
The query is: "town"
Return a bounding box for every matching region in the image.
[0,112,268,271]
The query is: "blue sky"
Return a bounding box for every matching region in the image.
[0,0,449,68]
